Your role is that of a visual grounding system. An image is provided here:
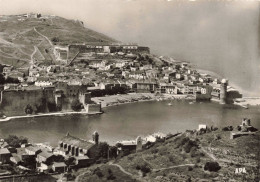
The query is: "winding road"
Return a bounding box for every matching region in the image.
[30,46,37,65]
[34,27,53,47]
[152,164,195,172]
[108,162,133,176]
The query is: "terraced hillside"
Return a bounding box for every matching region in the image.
[0,14,118,68]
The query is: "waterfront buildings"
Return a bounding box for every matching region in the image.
[57,131,98,158]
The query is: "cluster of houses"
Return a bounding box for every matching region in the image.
[0,130,170,175]
[116,132,167,154]
[0,131,101,174]
[0,44,242,116]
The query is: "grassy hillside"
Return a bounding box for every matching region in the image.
[74,130,260,182]
[0,14,118,68]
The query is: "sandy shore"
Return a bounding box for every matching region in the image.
[92,93,194,108]
[234,97,260,107]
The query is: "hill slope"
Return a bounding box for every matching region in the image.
[0,14,118,68]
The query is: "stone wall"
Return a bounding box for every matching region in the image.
[0,88,55,116]
[85,103,101,114]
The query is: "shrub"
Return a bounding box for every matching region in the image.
[204,161,221,172]
[140,164,151,174]
[183,140,198,153]
[196,157,201,163]
[51,37,59,43]
[108,168,112,174]
[190,147,197,157]
[214,134,221,140]
[25,104,33,114]
[222,126,233,131]
[107,174,116,180]
[71,99,82,111]
[186,176,192,182]
[47,100,57,112]
[237,125,241,131]
[168,155,174,162]
[5,135,28,148]
[151,148,159,154]
[93,167,103,178]
[188,166,193,171]
[137,163,151,175]
[136,165,141,170]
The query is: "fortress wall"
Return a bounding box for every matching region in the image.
[0,89,45,116]
[87,103,101,113]
[0,88,56,116]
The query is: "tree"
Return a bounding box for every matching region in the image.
[93,167,103,178]
[108,146,118,159]
[51,37,59,43]
[97,142,109,158]
[0,74,5,84]
[71,99,82,111]
[25,104,33,114]
[204,161,221,172]
[47,100,57,112]
[5,77,19,83]
[5,135,28,148]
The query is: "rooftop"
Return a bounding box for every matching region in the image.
[0,148,10,154]
[53,162,67,168]
[38,150,54,159]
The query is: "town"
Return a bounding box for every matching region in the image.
[0,14,243,118]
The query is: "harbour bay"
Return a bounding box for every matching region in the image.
[0,100,259,146]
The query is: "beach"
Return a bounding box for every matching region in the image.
[91,93,194,108]
[234,97,260,107]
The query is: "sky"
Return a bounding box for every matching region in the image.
[0,0,259,96]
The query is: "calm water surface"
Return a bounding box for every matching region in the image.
[0,100,259,146]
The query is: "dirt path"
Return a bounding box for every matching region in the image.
[200,146,217,161]
[34,27,53,47]
[74,170,91,182]
[109,162,133,176]
[153,164,195,172]
[30,46,37,65]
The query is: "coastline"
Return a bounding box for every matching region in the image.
[1,92,258,123]
[1,92,259,122]
[197,68,260,97]
[0,93,194,122]
[233,97,260,107]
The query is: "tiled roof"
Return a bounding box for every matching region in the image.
[26,146,41,152]
[52,162,66,168]
[38,151,54,159]
[75,156,89,160]
[11,154,22,163]
[60,133,94,150]
[0,148,10,154]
